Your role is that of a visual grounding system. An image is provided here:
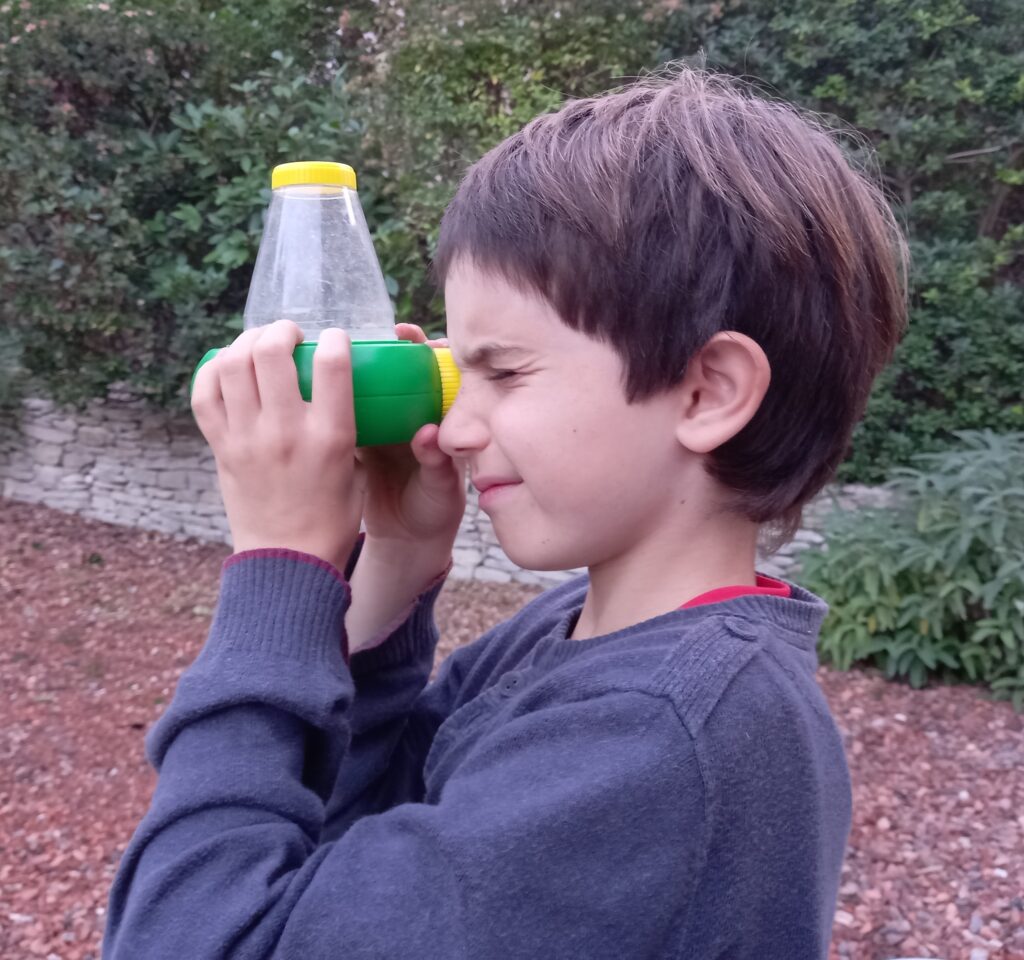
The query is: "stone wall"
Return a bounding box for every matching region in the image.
[0,383,893,588]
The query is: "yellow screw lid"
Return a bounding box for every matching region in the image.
[271,161,357,190]
[433,347,462,416]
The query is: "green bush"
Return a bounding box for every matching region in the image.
[1,0,1021,487]
[0,1,363,414]
[0,325,27,413]
[354,0,669,333]
[1,0,670,399]
[121,54,371,414]
[847,232,1024,479]
[670,0,1024,482]
[799,430,1024,708]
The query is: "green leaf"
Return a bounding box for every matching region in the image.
[170,205,203,233]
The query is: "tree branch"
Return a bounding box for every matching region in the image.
[945,142,1018,163]
[978,145,1022,238]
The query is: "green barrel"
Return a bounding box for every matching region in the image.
[190,340,460,447]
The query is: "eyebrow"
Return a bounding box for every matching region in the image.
[455,342,532,369]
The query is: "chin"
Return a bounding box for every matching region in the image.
[497,532,592,574]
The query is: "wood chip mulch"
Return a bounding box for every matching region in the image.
[1,497,1021,960]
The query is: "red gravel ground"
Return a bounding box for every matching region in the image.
[1,497,1021,960]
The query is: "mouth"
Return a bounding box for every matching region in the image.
[471,476,522,495]
[471,472,520,505]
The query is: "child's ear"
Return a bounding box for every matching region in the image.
[674,332,771,454]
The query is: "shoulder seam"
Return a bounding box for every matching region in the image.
[648,617,763,736]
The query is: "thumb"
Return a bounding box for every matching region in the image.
[410,424,464,493]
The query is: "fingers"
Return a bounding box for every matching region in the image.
[396,322,449,349]
[216,327,264,432]
[190,351,227,442]
[250,320,306,427]
[361,427,455,475]
[395,323,426,343]
[410,424,466,496]
[409,423,448,468]
[355,443,416,483]
[193,320,306,441]
[311,327,357,444]
[359,429,456,494]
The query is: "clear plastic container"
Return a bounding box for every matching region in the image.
[242,161,397,342]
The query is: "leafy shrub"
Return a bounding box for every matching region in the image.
[847,232,1024,480]
[668,0,1024,483]
[354,0,669,334]
[0,1,362,414]
[1,0,1021,487]
[121,54,370,415]
[799,431,1024,709]
[0,326,27,413]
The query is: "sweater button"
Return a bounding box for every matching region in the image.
[499,672,523,695]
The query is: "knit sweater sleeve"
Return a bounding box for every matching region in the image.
[318,532,452,838]
[102,551,706,960]
[322,535,500,840]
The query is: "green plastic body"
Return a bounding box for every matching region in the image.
[190,340,443,447]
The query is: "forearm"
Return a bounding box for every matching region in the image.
[344,536,454,656]
[105,553,354,959]
[322,536,452,837]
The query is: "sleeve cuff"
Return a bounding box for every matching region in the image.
[349,558,453,676]
[217,547,353,668]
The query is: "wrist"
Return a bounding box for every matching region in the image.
[231,535,359,574]
[358,535,454,592]
[345,536,454,656]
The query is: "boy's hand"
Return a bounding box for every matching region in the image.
[353,323,467,550]
[344,323,464,654]
[191,319,364,573]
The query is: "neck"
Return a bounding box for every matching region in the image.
[570,508,760,641]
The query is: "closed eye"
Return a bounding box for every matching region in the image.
[485,369,521,382]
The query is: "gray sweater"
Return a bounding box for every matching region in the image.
[103,536,852,959]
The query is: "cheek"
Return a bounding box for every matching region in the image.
[570,395,678,484]
[506,392,635,492]
[492,381,674,489]
[488,395,546,463]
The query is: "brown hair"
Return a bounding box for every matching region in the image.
[433,65,908,544]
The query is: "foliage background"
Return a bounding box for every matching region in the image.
[800,430,1024,705]
[1,0,1022,483]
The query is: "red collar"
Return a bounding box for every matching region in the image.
[681,575,792,609]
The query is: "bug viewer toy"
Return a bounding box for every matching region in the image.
[190,161,461,447]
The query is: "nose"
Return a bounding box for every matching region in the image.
[437,385,490,458]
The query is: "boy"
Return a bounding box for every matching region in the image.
[103,67,907,959]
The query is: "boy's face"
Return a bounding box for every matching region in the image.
[438,260,693,572]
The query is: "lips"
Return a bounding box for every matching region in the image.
[475,479,521,510]
[471,476,522,494]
